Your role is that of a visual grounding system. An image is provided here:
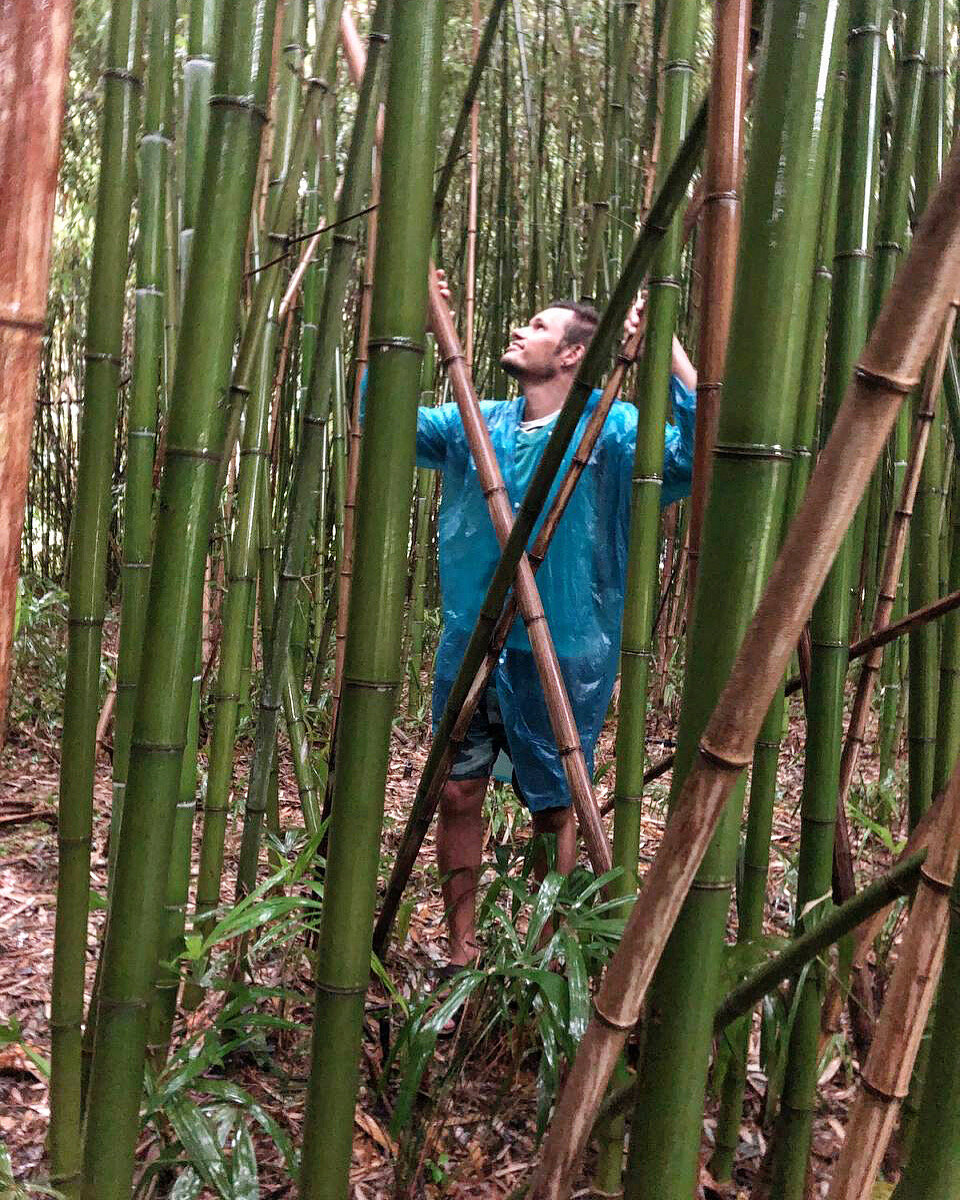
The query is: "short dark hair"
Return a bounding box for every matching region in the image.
[550,299,600,351]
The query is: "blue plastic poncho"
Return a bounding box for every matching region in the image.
[417,375,696,811]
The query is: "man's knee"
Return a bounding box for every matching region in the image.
[532,804,573,835]
[439,777,488,820]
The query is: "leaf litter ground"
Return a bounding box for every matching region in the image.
[0,672,909,1198]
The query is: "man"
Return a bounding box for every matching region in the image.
[415,292,697,971]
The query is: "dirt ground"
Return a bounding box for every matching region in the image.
[0,681,902,1198]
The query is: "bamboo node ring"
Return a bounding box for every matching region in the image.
[85,351,122,366]
[648,275,682,291]
[847,22,883,38]
[209,94,269,123]
[712,441,792,461]
[833,248,872,261]
[316,981,368,997]
[0,313,45,334]
[102,67,144,89]
[860,1074,905,1101]
[705,190,739,203]
[68,616,104,627]
[368,336,425,355]
[632,473,663,484]
[919,866,954,894]
[698,741,752,771]
[131,740,186,754]
[854,365,916,394]
[369,30,390,43]
[165,445,223,462]
[593,1000,637,1031]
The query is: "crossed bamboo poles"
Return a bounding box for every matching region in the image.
[368,92,708,956]
[373,288,644,958]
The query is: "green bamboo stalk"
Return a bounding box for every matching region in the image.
[934,469,960,792]
[622,3,842,1195]
[581,0,640,301]
[112,0,177,875]
[611,0,699,905]
[79,0,277,1191]
[908,0,946,830]
[599,2,700,1188]
[192,319,273,956]
[239,0,387,884]
[146,646,201,1059]
[49,0,144,1191]
[769,5,884,1193]
[297,3,445,1195]
[180,0,223,266]
[711,85,844,1181]
[408,335,436,716]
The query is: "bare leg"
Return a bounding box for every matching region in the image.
[437,776,488,966]
[531,804,576,881]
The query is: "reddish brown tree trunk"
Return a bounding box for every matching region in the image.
[0,0,73,745]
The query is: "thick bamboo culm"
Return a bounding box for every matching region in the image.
[297,3,444,1194]
[0,0,72,749]
[685,0,750,607]
[833,303,955,898]
[527,120,960,1200]
[826,754,960,1200]
[770,4,886,1187]
[49,0,143,1191]
[373,98,708,958]
[623,2,840,1192]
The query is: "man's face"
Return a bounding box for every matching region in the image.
[500,307,580,383]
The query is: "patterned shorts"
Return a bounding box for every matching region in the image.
[449,686,513,782]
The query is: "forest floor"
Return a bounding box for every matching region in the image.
[0,663,905,1199]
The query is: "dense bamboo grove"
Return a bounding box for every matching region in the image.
[8,0,960,1195]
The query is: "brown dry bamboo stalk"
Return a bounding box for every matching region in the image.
[826,753,960,1200]
[464,0,480,371]
[686,0,751,609]
[425,269,612,875]
[604,585,960,818]
[833,302,956,901]
[528,134,960,1200]
[0,0,72,747]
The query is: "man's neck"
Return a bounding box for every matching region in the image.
[519,373,573,422]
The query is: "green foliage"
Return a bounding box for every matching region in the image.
[8,577,70,735]
[385,848,625,1146]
